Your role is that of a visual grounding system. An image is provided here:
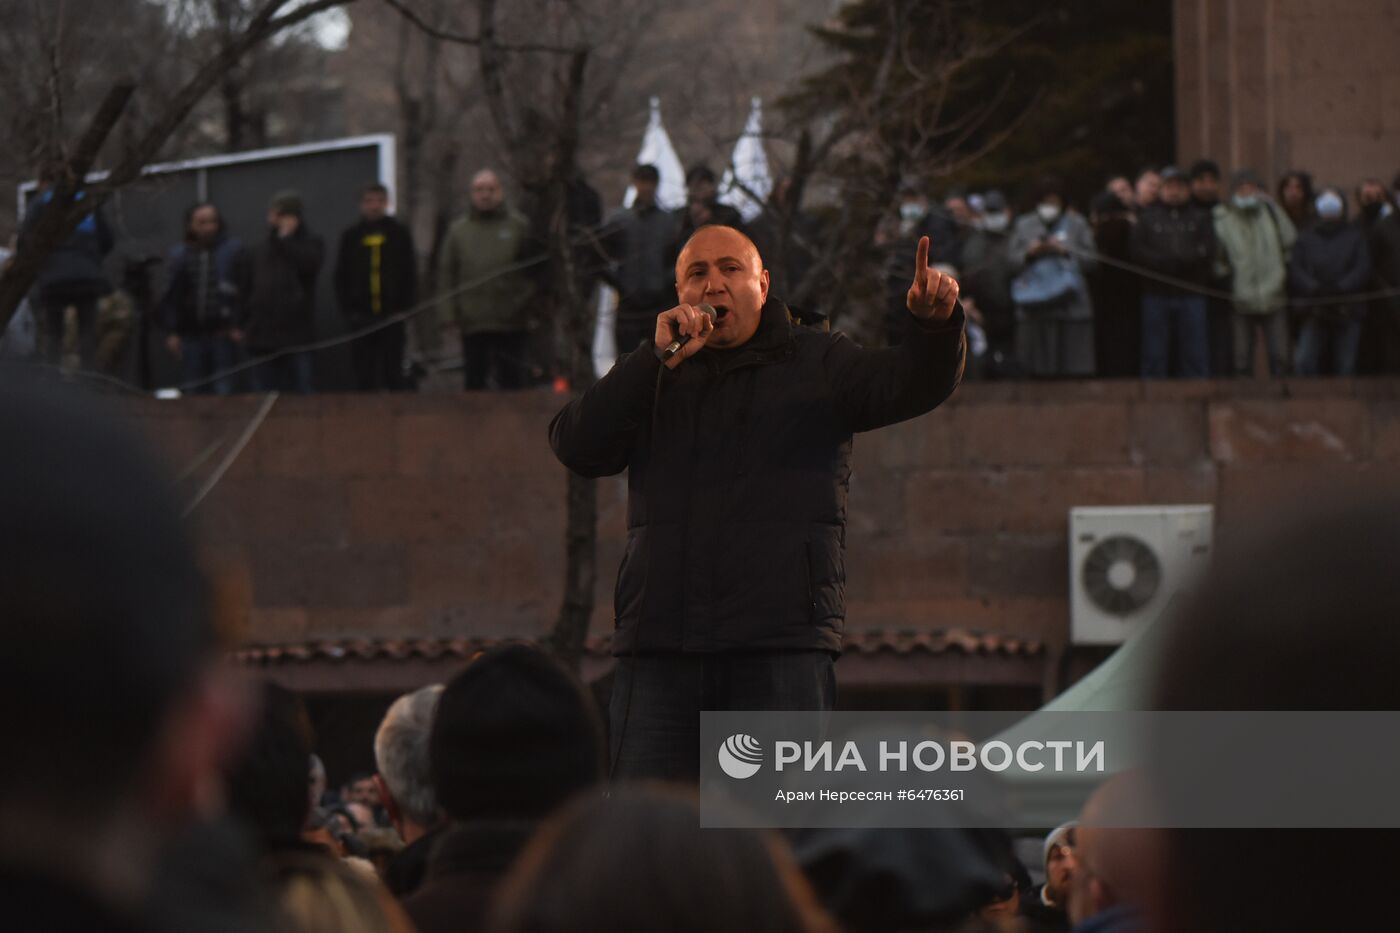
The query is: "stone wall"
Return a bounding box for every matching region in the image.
[1175,0,1400,191]
[127,380,1400,656]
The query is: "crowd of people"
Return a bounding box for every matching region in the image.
[6,157,1400,389]
[4,366,1399,932]
[871,162,1400,380]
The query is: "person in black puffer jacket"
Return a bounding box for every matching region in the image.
[1290,187,1371,376]
[550,223,965,783]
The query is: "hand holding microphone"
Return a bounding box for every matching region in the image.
[654,302,715,369]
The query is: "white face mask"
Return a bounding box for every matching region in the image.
[1233,193,1260,210]
[900,202,925,222]
[1315,192,1344,220]
[982,212,1010,232]
[1036,202,1061,224]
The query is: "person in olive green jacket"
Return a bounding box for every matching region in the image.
[441,169,537,389]
[1212,169,1297,376]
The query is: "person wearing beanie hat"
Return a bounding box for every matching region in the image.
[402,643,604,933]
[1020,822,1076,932]
[1212,168,1295,376]
[245,189,324,392]
[269,190,304,218]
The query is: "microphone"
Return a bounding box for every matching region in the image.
[661,303,716,361]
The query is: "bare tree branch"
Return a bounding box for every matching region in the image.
[0,0,358,328]
[379,0,577,53]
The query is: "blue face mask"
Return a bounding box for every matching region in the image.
[1315,192,1344,220]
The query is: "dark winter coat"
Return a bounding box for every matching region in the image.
[1290,219,1372,321]
[333,216,417,320]
[20,190,114,303]
[1129,201,1216,295]
[549,299,965,655]
[159,234,252,336]
[960,228,1018,342]
[381,826,441,900]
[246,225,325,349]
[1369,212,1400,315]
[401,820,534,933]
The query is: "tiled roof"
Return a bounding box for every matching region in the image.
[232,628,1045,666]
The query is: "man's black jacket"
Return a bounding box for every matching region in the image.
[1129,202,1216,295]
[549,299,965,655]
[246,225,325,349]
[333,216,418,320]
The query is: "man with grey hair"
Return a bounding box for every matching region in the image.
[374,683,445,898]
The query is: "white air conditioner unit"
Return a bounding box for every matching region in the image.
[1069,505,1214,646]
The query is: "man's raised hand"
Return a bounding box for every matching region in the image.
[906,235,960,322]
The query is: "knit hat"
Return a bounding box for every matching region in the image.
[1159,165,1187,183]
[268,189,304,218]
[1229,169,1263,192]
[429,643,604,821]
[1043,820,1077,868]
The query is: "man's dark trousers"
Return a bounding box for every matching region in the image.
[609,650,835,783]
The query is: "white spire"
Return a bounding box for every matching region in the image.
[718,97,772,223]
[623,96,687,210]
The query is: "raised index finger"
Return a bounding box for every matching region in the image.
[914,235,930,282]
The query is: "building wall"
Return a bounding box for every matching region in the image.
[128,380,1400,656]
[1175,0,1400,190]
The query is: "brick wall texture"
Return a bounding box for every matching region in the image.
[125,380,1400,652]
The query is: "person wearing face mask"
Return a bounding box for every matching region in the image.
[958,190,1018,376]
[1212,169,1296,376]
[1289,187,1371,376]
[1009,177,1097,376]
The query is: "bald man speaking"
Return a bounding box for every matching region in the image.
[550,224,964,782]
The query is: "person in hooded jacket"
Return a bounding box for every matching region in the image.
[1289,187,1371,376]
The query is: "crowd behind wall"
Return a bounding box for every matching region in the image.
[5,157,1400,391]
